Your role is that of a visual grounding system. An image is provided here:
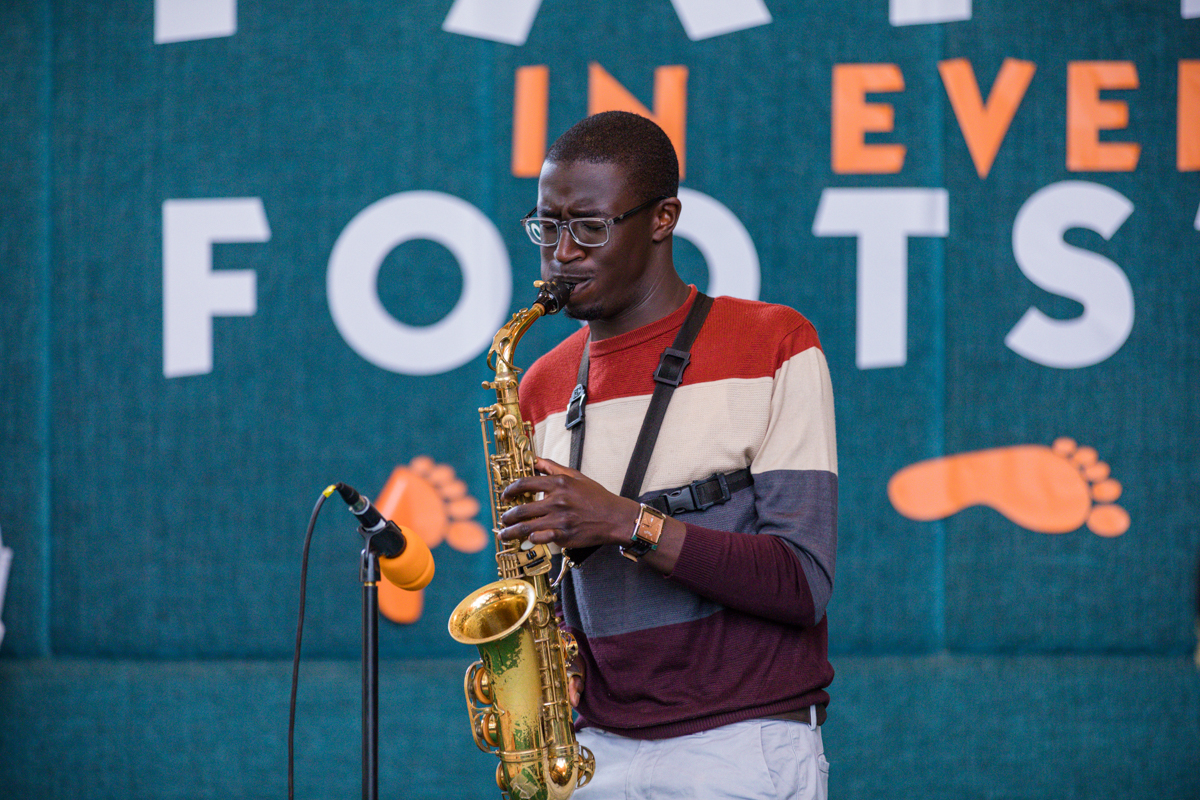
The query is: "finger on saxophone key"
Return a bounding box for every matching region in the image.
[567,671,583,708]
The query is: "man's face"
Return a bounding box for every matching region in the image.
[535,159,661,323]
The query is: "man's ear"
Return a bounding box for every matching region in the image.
[650,197,681,243]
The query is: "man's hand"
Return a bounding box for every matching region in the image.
[498,457,686,573]
[567,665,583,708]
[499,458,640,550]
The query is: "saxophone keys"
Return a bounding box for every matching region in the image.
[472,665,495,705]
[478,711,501,749]
[529,601,552,628]
[495,763,507,792]
[577,746,596,787]
[560,630,579,662]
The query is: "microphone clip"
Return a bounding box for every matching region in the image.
[358,519,407,560]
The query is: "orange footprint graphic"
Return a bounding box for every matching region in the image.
[888,437,1130,537]
[372,456,489,624]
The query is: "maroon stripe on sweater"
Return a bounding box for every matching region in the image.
[571,610,832,740]
[669,523,817,627]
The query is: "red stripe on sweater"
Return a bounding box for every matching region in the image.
[521,288,822,428]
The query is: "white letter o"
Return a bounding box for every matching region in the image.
[675,188,760,300]
[327,192,512,375]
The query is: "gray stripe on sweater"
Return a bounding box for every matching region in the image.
[560,468,836,638]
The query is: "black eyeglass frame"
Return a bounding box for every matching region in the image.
[520,194,671,248]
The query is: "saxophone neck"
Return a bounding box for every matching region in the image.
[486,279,574,383]
[489,304,546,380]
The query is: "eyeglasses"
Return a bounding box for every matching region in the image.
[520,195,669,248]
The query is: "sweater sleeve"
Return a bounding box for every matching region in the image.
[665,327,838,628]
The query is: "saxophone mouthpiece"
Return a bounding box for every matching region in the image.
[533,279,575,316]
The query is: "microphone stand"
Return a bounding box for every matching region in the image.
[359,532,383,800]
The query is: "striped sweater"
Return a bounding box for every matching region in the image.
[520,287,838,739]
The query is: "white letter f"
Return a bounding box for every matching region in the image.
[162,198,270,378]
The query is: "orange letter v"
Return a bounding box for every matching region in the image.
[939,58,1036,179]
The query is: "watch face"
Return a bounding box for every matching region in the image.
[623,505,665,561]
[636,506,666,538]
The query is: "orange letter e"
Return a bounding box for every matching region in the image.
[1067,61,1140,172]
[832,63,906,174]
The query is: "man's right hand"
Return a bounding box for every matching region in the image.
[567,665,584,708]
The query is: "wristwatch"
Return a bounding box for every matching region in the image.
[620,504,666,562]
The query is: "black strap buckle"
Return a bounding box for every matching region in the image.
[693,471,731,511]
[653,347,692,387]
[658,471,732,515]
[564,383,587,430]
[659,485,693,516]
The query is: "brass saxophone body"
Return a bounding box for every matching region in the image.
[448,279,595,800]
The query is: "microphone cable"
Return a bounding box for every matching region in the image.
[288,484,336,800]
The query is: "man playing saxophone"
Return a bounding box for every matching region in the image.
[498,111,838,800]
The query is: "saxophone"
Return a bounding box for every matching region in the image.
[448,278,595,800]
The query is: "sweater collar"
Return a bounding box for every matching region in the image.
[587,285,699,358]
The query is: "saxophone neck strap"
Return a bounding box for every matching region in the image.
[617,292,714,499]
[566,340,590,474]
[566,291,714,565]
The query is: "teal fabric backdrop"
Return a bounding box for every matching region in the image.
[2,0,1198,797]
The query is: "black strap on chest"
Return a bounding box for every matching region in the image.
[643,466,754,516]
[616,292,713,500]
[565,292,714,564]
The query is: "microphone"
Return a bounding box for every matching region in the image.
[334,482,435,591]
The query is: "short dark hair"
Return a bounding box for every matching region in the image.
[546,111,679,201]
